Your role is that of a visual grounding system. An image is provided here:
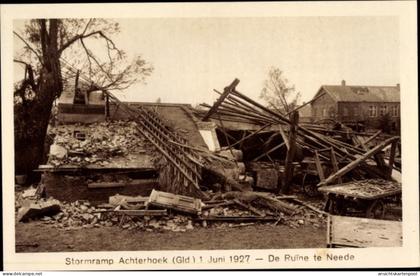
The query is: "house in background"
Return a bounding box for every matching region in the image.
[310,80,400,131]
[297,104,312,123]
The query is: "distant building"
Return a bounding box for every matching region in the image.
[310,80,400,131]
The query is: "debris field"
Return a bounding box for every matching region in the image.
[17,78,402,247]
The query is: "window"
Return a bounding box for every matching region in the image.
[379,105,388,116]
[354,107,359,116]
[391,105,399,117]
[369,105,377,117]
[323,108,328,117]
[343,107,349,116]
[329,107,335,118]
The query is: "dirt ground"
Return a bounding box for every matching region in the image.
[15,221,327,252]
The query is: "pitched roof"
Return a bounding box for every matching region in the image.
[319,85,400,103]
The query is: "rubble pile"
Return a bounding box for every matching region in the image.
[48,120,148,167]
[16,188,326,231]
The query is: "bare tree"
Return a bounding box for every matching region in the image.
[13,19,153,175]
[260,67,301,114]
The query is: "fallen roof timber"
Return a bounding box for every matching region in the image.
[317,136,400,187]
[200,79,399,182]
[104,90,206,198]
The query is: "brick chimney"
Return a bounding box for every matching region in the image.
[341,80,346,86]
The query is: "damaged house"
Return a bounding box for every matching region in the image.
[26,77,402,245]
[40,78,212,203]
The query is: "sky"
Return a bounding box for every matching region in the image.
[14,16,400,106]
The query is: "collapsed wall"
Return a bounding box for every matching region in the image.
[41,120,159,203]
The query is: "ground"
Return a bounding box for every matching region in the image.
[16,222,326,252]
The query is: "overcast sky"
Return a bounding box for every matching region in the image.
[14,16,399,106]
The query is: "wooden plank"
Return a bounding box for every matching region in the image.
[329,215,402,247]
[147,189,202,215]
[314,151,325,181]
[197,216,277,222]
[318,179,401,200]
[114,209,167,216]
[317,136,400,187]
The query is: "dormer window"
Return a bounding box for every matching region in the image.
[355,87,368,95]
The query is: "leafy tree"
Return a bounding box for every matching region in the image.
[260,67,301,114]
[378,113,392,134]
[13,19,153,175]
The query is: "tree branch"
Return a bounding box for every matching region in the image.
[13,59,30,66]
[59,28,121,56]
[13,31,43,65]
[80,37,114,82]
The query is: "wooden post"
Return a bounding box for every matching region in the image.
[75,70,79,93]
[388,140,397,179]
[278,125,290,149]
[362,130,382,147]
[280,111,299,194]
[105,91,110,118]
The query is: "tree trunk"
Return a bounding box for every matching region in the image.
[14,19,63,177]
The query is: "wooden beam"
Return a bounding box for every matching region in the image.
[252,142,285,162]
[317,136,400,187]
[330,148,342,184]
[281,111,299,194]
[202,78,240,121]
[362,130,382,147]
[285,92,326,116]
[314,150,325,181]
[228,122,273,148]
[278,125,290,149]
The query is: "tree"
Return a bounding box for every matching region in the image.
[13,19,153,176]
[378,113,392,134]
[260,67,301,114]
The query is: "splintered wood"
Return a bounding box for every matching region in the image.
[104,91,205,199]
[318,179,401,200]
[199,78,401,189]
